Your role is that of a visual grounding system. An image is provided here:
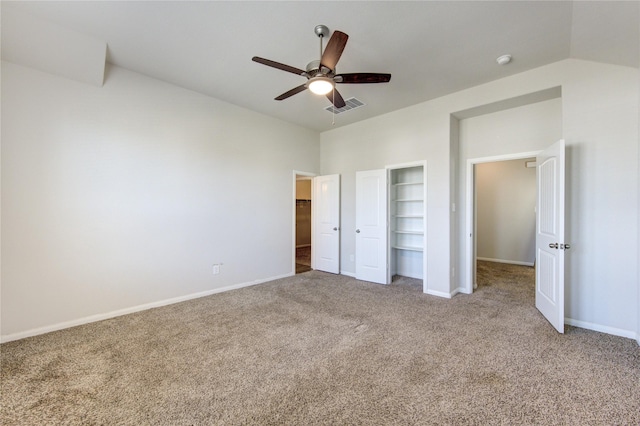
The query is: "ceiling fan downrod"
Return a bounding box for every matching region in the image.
[314,25,330,63]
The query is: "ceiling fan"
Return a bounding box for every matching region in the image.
[252,25,391,109]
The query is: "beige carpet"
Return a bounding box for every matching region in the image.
[1,262,639,425]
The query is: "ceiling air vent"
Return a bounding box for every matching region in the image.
[325,97,366,114]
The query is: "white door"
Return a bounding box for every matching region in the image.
[313,174,340,274]
[535,140,566,333]
[355,169,388,284]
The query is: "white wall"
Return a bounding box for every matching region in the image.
[321,109,452,296]
[475,159,537,265]
[1,61,320,340]
[321,59,639,338]
[560,62,638,337]
[458,98,562,159]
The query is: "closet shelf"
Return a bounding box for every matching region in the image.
[392,245,424,252]
[393,182,423,186]
[390,165,425,280]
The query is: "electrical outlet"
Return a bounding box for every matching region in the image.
[213,264,220,275]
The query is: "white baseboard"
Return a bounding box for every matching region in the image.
[449,288,460,297]
[449,287,465,297]
[0,272,294,343]
[565,317,638,341]
[453,286,472,295]
[425,289,453,299]
[477,257,534,267]
[6,274,637,346]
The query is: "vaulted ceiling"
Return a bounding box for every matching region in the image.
[2,1,638,132]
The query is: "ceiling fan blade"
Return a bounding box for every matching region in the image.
[326,88,346,109]
[320,31,349,71]
[335,73,392,84]
[252,57,306,76]
[275,84,307,101]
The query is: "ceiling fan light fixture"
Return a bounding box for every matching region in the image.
[307,76,334,95]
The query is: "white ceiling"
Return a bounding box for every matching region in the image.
[2,1,639,132]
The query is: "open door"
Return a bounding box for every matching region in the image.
[355,169,388,284]
[535,139,566,333]
[313,174,340,274]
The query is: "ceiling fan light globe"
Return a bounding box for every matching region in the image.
[307,77,334,95]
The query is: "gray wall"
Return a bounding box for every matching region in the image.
[476,159,536,265]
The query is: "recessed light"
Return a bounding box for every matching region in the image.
[496,54,512,65]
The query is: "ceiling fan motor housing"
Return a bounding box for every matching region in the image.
[306,60,333,77]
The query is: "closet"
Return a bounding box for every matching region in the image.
[389,165,425,280]
[295,177,312,274]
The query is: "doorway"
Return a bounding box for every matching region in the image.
[293,171,340,275]
[475,157,536,271]
[295,174,313,274]
[465,152,540,291]
[465,141,567,333]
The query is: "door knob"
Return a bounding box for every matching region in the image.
[356,229,360,233]
[549,243,558,249]
[333,227,338,231]
[561,243,571,250]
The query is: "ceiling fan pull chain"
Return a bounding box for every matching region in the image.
[332,89,336,126]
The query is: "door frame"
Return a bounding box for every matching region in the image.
[464,151,540,294]
[293,170,316,274]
